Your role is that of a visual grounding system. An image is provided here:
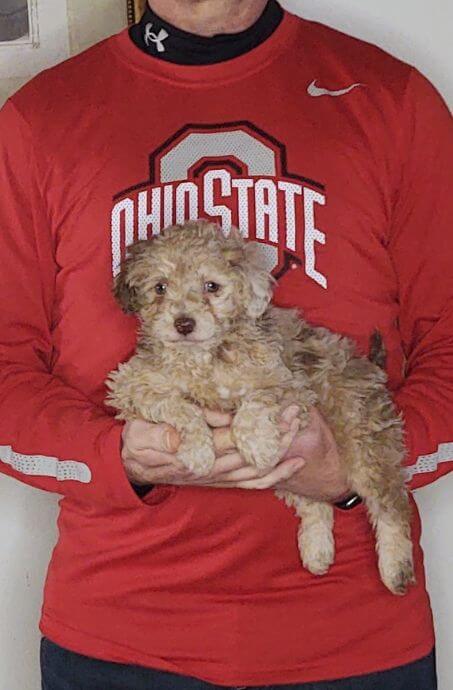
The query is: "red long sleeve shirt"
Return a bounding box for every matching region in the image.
[0,11,452,686]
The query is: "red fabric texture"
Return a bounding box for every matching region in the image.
[0,10,451,685]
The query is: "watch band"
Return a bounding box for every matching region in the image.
[334,493,363,510]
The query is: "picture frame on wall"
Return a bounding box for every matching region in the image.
[127,0,146,25]
[0,0,69,79]
[0,0,38,46]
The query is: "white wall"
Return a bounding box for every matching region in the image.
[0,1,452,689]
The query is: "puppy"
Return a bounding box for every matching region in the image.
[107,220,414,595]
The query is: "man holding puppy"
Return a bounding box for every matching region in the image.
[0,0,452,688]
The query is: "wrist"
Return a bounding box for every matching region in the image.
[331,488,353,503]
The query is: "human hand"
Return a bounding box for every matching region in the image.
[122,419,190,486]
[122,406,305,490]
[274,407,351,502]
[176,405,305,490]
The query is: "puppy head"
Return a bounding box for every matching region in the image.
[114,220,273,348]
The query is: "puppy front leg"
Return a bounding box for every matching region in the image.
[232,384,314,471]
[149,395,216,477]
[232,391,284,471]
[107,362,215,476]
[276,491,335,575]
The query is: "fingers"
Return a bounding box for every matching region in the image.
[234,456,305,490]
[203,408,236,454]
[127,459,193,485]
[278,405,300,435]
[125,406,300,455]
[123,419,180,453]
[180,453,245,485]
[124,405,305,488]
[210,452,245,474]
[130,447,183,466]
[145,423,180,453]
[212,426,235,454]
[200,456,306,490]
[280,404,300,425]
[212,418,301,473]
[279,418,300,457]
[203,408,233,428]
[198,464,266,484]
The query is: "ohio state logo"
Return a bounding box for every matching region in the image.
[111,121,327,288]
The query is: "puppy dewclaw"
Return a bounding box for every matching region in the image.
[106,220,414,596]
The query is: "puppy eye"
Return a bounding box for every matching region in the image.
[204,281,221,294]
[154,282,167,295]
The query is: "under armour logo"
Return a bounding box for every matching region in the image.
[144,22,169,53]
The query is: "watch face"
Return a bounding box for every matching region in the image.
[335,495,363,510]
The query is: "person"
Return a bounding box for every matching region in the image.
[0,1,451,688]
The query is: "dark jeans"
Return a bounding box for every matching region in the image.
[40,638,437,690]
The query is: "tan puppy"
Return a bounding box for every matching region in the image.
[107,220,414,595]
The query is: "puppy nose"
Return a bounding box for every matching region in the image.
[174,316,196,335]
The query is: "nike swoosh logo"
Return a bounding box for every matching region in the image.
[307,80,363,97]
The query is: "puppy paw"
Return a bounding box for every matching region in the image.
[375,521,415,595]
[379,555,416,596]
[239,433,281,471]
[177,437,215,477]
[233,406,281,470]
[298,524,335,576]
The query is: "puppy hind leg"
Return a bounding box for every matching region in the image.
[343,428,414,595]
[351,461,415,595]
[362,493,415,595]
[276,491,335,575]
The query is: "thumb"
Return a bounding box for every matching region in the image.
[130,420,180,453]
[212,426,235,454]
[152,423,181,453]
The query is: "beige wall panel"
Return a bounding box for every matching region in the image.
[0,77,29,106]
[0,0,129,105]
[67,0,127,55]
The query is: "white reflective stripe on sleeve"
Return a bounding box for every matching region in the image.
[0,445,92,483]
[405,442,453,482]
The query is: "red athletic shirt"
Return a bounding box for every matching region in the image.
[0,10,452,686]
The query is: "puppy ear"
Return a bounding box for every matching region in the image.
[222,226,246,266]
[222,230,273,318]
[242,242,274,318]
[113,240,152,313]
[114,258,139,314]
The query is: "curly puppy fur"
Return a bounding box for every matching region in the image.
[107,220,414,595]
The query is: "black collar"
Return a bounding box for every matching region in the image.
[129,1,284,65]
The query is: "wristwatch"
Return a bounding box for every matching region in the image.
[334,493,363,510]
